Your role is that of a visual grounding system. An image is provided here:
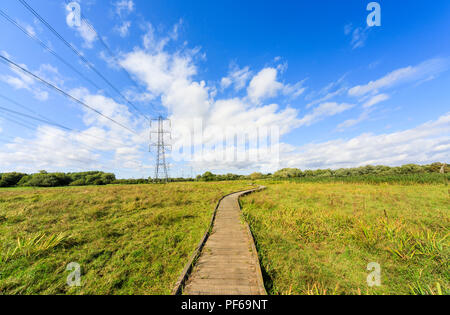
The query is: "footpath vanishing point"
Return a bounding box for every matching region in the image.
[173,187,267,295]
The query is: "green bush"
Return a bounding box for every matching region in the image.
[0,172,27,187]
[25,173,72,187]
[273,168,303,178]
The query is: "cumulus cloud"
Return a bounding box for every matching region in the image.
[247,68,283,104]
[2,18,448,176]
[285,113,450,169]
[121,25,450,174]
[0,87,150,174]
[221,65,252,91]
[118,32,307,173]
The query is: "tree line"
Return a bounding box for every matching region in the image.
[270,163,448,179]
[0,171,116,188]
[0,163,447,188]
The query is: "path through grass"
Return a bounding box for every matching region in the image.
[0,182,252,294]
[241,182,449,295]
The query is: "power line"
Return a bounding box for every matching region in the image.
[0,9,104,94]
[63,0,164,117]
[0,8,153,122]
[0,93,62,128]
[0,103,149,173]
[0,113,146,172]
[0,134,99,168]
[0,97,138,149]
[0,54,139,135]
[18,0,151,122]
[0,133,128,175]
[0,110,104,154]
[0,105,70,131]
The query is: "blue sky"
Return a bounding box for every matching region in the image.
[0,0,449,178]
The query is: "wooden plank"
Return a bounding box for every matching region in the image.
[178,187,267,296]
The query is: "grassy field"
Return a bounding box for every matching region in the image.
[275,173,449,185]
[0,181,253,295]
[241,182,449,295]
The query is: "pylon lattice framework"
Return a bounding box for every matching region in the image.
[150,116,171,182]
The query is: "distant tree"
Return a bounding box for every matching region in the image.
[0,172,27,187]
[249,172,264,180]
[26,173,71,187]
[400,164,424,174]
[273,168,303,178]
[201,172,216,182]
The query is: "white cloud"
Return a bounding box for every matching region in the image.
[17,20,36,37]
[344,24,370,49]
[115,21,131,38]
[0,58,57,101]
[119,34,305,173]
[0,126,102,172]
[141,22,179,53]
[247,68,283,104]
[306,74,348,108]
[221,65,252,91]
[222,64,305,100]
[344,23,353,36]
[3,20,447,176]
[284,113,450,170]
[351,27,369,49]
[298,102,355,127]
[349,58,450,97]
[282,80,307,99]
[0,86,150,174]
[362,93,390,108]
[306,87,347,109]
[337,108,374,130]
[115,0,135,16]
[170,19,183,41]
[77,20,97,48]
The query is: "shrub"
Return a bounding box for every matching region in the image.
[26,173,72,187]
[273,168,303,178]
[0,172,27,187]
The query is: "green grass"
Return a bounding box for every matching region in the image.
[0,181,253,295]
[273,173,449,185]
[241,182,449,295]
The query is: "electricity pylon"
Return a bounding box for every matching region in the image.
[150,116,171,182]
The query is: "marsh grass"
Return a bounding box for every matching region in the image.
[242,182,449,295]
[0,181,252,294]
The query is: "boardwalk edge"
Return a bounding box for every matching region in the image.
[171,186,265,295]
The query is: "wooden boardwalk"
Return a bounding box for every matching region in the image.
[180,188,266,295]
